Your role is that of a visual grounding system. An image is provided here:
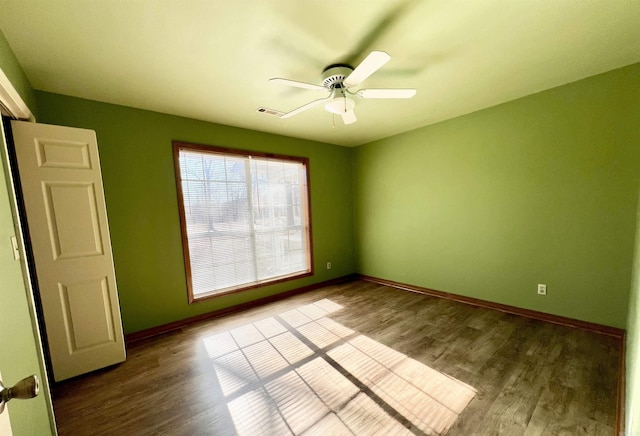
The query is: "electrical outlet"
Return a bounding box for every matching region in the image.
[537,284,547,295]
[326,262,332,270]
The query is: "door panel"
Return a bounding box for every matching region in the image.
[43,182,104,259]
[11,120,125,381]
[60,276,116,350]
[36,138,92,169]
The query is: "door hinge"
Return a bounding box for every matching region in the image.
[10,236,20,260]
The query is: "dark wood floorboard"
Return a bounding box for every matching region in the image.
[52,281,621,435]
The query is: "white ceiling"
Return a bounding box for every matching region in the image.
[1,0,639,147]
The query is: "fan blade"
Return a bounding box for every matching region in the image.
[281,95,332,119]
[341,110,357,125]
[270,78,326,91]
[343,51,391,87]
[357,88,417,99]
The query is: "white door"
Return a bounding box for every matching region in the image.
[11,120,125,381]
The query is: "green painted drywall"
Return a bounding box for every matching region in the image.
[0,28,37,118]
[0,135,53,435]
[626,67,640,433]
[35,92,356,334]
[626,192,640,432]
[354,64,640,329]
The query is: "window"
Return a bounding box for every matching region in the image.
[173,142,313,302]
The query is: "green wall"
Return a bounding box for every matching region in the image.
[627,192,640,432]
[354,63,640,329]
[35,92,356,334]
[0,29,37,118]
[0,131,53,435]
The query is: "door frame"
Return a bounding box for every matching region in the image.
[0,67,33,121]
[0,67,57,433]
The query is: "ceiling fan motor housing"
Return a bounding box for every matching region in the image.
[322,64,354,89]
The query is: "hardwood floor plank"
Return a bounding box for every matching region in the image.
[51,281,621,435]
[475,332,558,434]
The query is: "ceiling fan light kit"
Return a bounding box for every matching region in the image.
[325,96,355,115]
[260,50,416,125]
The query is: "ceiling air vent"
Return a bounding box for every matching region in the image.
[256,107,285,117]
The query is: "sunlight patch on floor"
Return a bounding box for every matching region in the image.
[202,298,476,435]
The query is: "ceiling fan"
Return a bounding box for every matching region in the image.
[260,51,416,125]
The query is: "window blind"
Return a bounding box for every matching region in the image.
[174,143,312,300]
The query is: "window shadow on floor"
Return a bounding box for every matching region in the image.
[203,298,477,435]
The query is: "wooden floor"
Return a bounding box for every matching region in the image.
[52,281,621,435]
